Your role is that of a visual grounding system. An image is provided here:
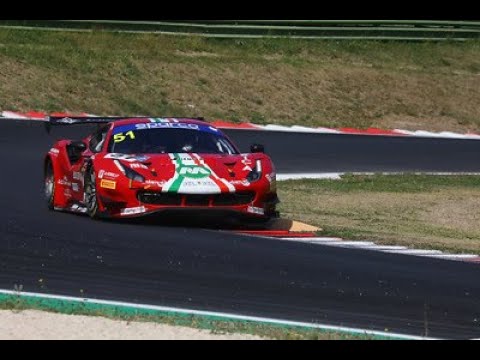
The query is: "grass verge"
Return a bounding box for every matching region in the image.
[1,28,480,132]
[279,174,480,254]
[0,292,390,340]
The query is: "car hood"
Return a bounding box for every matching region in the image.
[104,153,261,194]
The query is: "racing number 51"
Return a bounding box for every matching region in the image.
[114,131,136,143]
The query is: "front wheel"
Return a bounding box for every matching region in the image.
[44,160,55,211]
[84,166,100,219]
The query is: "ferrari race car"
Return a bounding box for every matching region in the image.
[44,117,279,222]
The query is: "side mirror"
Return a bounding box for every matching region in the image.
[251,144,265,154]
[70,141,87,153]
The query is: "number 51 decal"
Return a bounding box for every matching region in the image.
[114,131,136,143]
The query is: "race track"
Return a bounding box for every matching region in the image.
[1,120,480,339]
[225,129,480,174]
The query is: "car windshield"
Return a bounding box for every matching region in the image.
[108,125,239,155]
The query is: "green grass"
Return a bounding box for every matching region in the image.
[278,175,480,254]
[0,293,383,340]
[285,174,480,193]
[1,28,480,131]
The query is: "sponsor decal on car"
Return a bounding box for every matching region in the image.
[121,206,146,216]
[130,163,149,170]
[73,172,82,181]
[134,155,150,163]
[100,179,117,190]
[229,180,251,187]
[178,166,211,179]
[113,122,220,137]
[162,153,235,195]
[182,179,218,187]
[107,154,152,163]
[105,154,150,163]
[105,153,130,161]
[49,148,60,156]
[58,177,71,187]
[98,170,120,179]
[135,123,200,131]
[144,180,167,188]
[114,131,136,144]
[241,155,253,172]
[148,118,186,124]
[247,206,265,215]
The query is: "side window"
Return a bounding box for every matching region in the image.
[89,126,110,153]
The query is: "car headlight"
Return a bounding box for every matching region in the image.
[114,160,145,183]
[246,160,263,183]
[125,167,145,183]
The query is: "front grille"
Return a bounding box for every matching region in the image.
[137,192,182,206]
[138,192,256,207]
[185,195,210,206]
[213,192,256,206]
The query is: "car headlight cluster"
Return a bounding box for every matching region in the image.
[114,160,145,183]
[247,160,263,183]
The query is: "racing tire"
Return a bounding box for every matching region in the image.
[84,165,100,219]
[44,160,55,211]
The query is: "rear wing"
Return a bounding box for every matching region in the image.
[47,116,145,126]
[45,116,137,134]
[47,116,207,125]
[45,116,206,133]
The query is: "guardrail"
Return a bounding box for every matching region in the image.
[1,20,479,41]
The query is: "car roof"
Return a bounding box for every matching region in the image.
[110,118,213,128]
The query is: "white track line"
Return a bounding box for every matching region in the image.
[383,249,444,255]
[275,237,480,263]
[325,241,376,246]
[281,237,343,243]
[0,289,433,340]
[277,172,480,181]
[416,254,480,260]
[277,173,344,181]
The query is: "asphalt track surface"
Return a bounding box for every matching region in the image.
[1,120,480,339]
[225,129,480,174]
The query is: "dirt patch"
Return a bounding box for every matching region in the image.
[0,310,263,340]
[419,192,480,234]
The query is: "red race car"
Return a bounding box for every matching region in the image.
[44,117,279,222]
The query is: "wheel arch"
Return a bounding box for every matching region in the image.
[83,158,98,184]
[43,153,65,210]
[44,154,53,175]
[83,157,105,219]
[44,153,64,185]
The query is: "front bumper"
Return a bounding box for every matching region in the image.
[98,188,279,220]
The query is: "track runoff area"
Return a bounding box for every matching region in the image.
[0,119,480,339]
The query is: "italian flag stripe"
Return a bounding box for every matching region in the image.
[168,154,186,193]
[191,154,235,193]
[191,154,230,193]
[162,153,235,194]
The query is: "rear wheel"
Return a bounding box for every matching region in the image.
[44,160,55,210]
[84,166,100,219]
